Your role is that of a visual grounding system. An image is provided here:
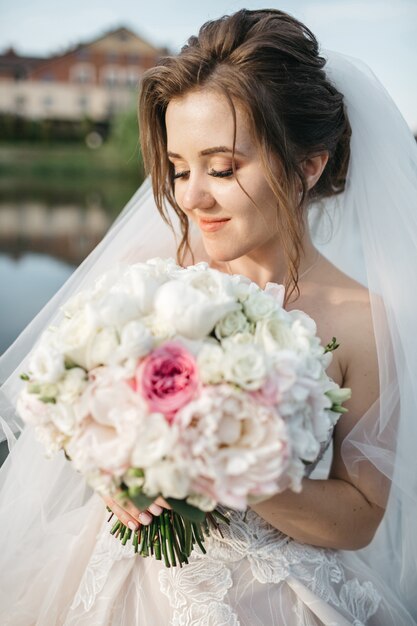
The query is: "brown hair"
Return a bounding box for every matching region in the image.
[139,8,351,303]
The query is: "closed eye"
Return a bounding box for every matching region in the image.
[172,168,234,180]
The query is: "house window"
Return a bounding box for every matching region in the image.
[125,67,139,87]
[127,53,140,64]
[40,72,55,82]
[42,95,53,110]
[78,95,89,112]
[14,94,26,113]
[101,65,120,87]
[106,51,118,63]
[70,63,95,84]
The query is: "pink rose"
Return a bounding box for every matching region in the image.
[138,342,198,421]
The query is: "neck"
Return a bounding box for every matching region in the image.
[218,231,319,289]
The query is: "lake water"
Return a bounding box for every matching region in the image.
[0,252,75,355]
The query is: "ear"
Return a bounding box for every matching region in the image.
[301,153,329,190]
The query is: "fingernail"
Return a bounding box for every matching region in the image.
[138,512,152,525]
[128,521,138,531]
[148,503,163,516]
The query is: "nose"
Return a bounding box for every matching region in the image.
[180,173,215,213]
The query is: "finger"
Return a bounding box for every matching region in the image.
[154,496,172,509]
[148,503,163,516]
[104,496,141,531]
[106,494,154,526]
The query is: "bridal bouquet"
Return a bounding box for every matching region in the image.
[17,258,350,567]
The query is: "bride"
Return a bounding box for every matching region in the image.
[0,8,416,625]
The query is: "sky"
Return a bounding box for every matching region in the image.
[0,0,416,131]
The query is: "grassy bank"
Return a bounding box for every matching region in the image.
[0,142,144,218]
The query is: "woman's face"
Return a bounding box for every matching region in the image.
[165,89,282,264]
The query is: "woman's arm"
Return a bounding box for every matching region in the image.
[251,297,385,550]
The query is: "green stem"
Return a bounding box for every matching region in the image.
[164,511,176,567]
[153,523,162,561]
[159,515,170,567]
[192,522,206,554]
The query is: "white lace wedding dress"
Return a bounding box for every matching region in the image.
[3,430,407,626]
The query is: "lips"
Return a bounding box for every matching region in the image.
[198,217,231,233]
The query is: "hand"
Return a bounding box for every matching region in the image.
[103,493,171,531]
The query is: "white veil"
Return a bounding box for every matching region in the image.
[0,49,416,622]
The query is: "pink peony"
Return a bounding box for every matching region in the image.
[138,341,199,421]
[250,375,279,406]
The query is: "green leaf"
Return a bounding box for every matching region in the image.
[20,373,30,381]
[324,337,340,353]
[129,491,155,512]
[39,396,57,404]
[166,498,206,523]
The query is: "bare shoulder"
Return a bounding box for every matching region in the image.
[292,257,378,386]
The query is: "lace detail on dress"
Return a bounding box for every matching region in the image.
[69,522,136,614]
[159,507,381,625]
[159,560,239,626]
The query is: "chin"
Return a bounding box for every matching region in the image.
[201,233,243,261]
[203,243,239,264]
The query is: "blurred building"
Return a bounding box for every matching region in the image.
[0,27,167,124]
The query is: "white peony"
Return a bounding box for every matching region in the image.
[56,304,100,369]
[96,292,141,328]
[66,415,137,477]
[116,262,169,315]
[131,412,179,468]
[29,336,65,384]
[86,327,120,369]
[154,272,239,340]
[175,385,290,509]
[48,402,77,436]
[112,320,153,362]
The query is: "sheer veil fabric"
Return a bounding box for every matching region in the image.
[0,50,416,624]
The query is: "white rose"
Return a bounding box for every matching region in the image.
[29,338,65,384]
[255,317,297,353]
[197,342,225,384]
[154,275,239,340]
[58,367,87,403]
[221,332,255,349]
[223,343,267,390]
[243,291,278,322]
[214,309,249,340]
[230,275,259,303]
[143,461,190,499]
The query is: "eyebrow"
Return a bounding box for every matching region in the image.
[167,146,246,158]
